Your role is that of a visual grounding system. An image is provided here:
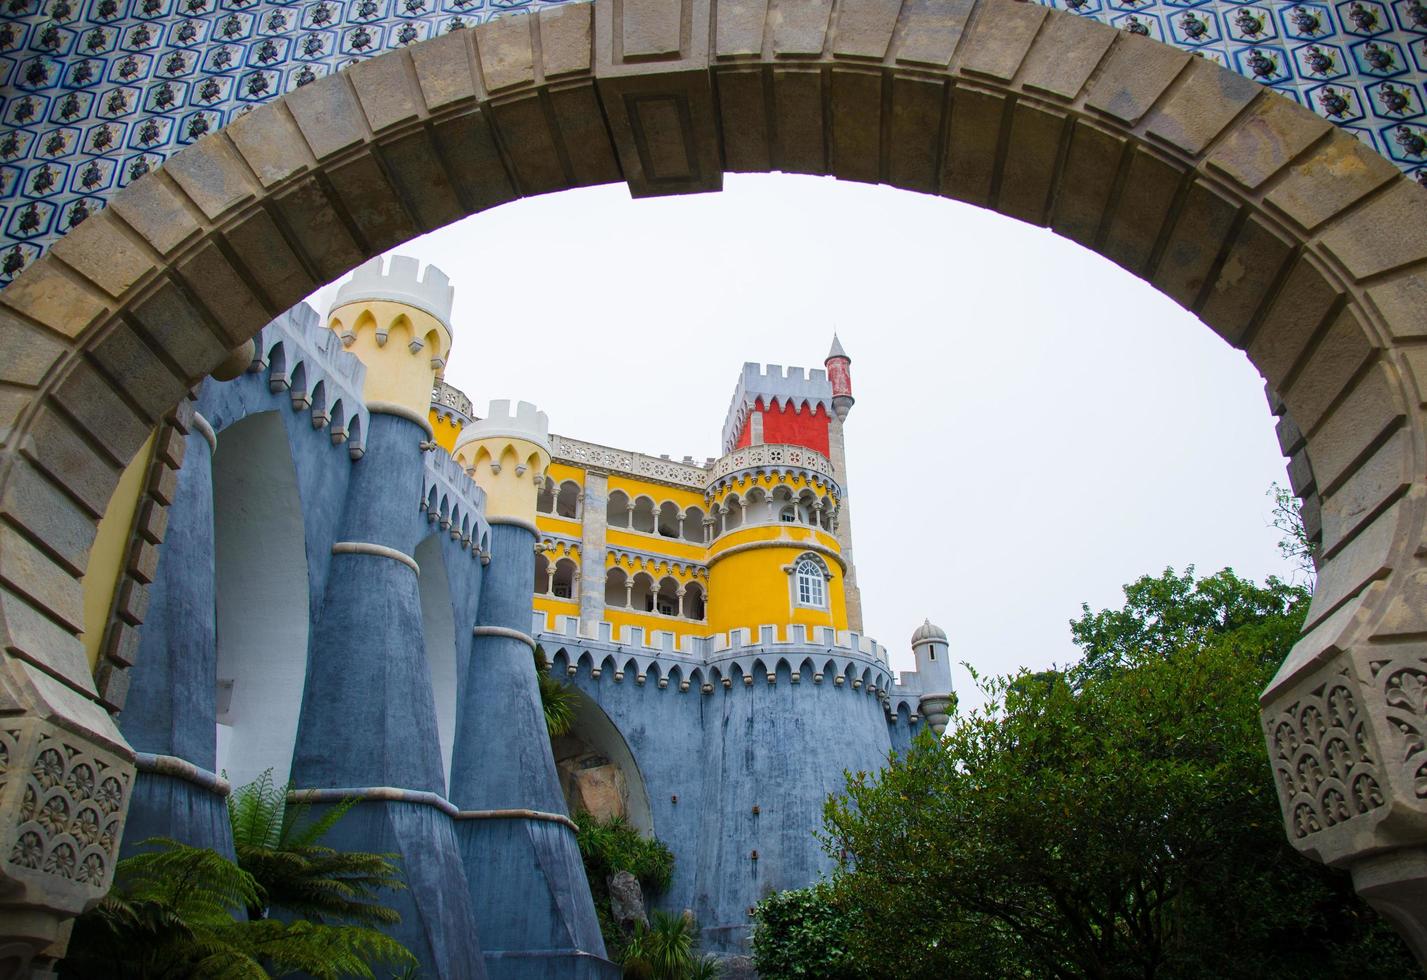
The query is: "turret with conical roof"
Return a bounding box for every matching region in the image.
[825,332,854,421]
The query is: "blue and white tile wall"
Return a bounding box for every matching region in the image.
[0,0,1424,281]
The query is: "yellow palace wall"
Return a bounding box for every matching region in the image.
[706,523,847,636]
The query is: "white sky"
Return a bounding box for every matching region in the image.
[306,172,1298,711]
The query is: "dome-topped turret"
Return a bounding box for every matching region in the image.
[911,618,946,646]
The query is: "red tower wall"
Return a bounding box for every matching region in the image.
[733,398,831,456]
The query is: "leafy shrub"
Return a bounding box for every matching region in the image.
[575,813,674,895]
[752,882,863,980]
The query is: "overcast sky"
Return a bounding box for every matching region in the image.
[306,172,1298,711]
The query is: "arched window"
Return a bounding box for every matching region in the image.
[552,558,577,600]
[604,567,629,607]
[795,557,826,609]
[556,480,580,519]
[682,506,704,543]
[537,477,556,514]
[534,553,551,593]
[607,489,630,527]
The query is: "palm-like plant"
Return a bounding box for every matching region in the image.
[63,839,416,980]
[620,911,702,980]
[227,770,405,926]
[534,645,576,737]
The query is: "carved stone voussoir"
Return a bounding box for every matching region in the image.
[0,718,133,931]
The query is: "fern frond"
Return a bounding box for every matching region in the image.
[228,769,285,851]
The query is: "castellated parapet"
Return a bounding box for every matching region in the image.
[722,362,835,454]
[327,256,455,422]
[453,399,552,525]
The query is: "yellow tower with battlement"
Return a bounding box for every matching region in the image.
[327,255,454,425]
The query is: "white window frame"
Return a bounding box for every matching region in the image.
[790,555,830,610]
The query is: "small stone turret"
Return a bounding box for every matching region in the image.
[911,618,954,735]
[825,333,854,422]
[452,399,551,526]
[326,255,454,421]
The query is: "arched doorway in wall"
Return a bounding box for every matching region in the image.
[415,534,459,793]
[5,0,1427,962]
[552,685,654,838]
[212,411,310,791]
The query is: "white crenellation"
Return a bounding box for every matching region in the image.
[456,399,551,455]
[331,254,455,334]
[722,362,836,454]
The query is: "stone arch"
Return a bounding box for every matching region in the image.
[1,0,1427,962]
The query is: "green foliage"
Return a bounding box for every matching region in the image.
[63,840,417,980]
[619,911,712,980]
[814,567,1414,979]
[575,812,675,895]
[1068,565,1308,677]
[751,881,862,980]
[535,645,577,737]
[227,769,405,926]
[1269,481,1317,583]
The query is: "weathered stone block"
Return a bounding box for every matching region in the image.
[830,68,882,183]
[430,111,520,213]
[225,103,313,189]
[716,0,767,57]
[1205,94,1331,191]
[0,460,96,578]
[1141,56,1258,158]
[941,85,1005,208]
[1099,146,1183,275]
[1319,179,1427,280]
[892,0,976,68]
[887,75,945,194]
[52,361,150,468]
[1199,214,1295,347]
[1152,180,1238,311]
[1309,364,1404,496]
[411,29,478,109]
[771,0,833,56]
[956,0,1045,81]
[548,84,623,187]
[832,0,901,61]
[1304,498,1399,626]
[114,578,149,626]
[1367,268,1427,343]
[1319,428,1408,557]
[1282,307,1376,435]
[130,277,231,384]
[270,176,368,282]
[135,498,168,546]
[1050,120,1124,249]
[349,51,424,133]
[1267,130,1398,233]
[998,101,1067,226]
[222,209,319,313]
[0,260,108,341]
[109,173,202,256]
[21,409,120,519]
[1,590,95,697]
[175,242,273,349]
[1084,34,1189,125]
[0,307,67,389]
[0,527,84,634]
[163,137,258,221]
[1018,10,1114,101]
[715,68,770,171]
[772,68,828,176]
[378,131,465,231]
[541,3,593,77]
[89,321,190,422]
[1287,447,1315,497]
[49,210,153,300]
[94,660,131,713]
[1277,412,1305,456]
[324,152,419,254]
[146,461,178,508]
[104,621,142,669]
[489,94,570,195]
[1248,255,1344,391]
[476,14,536,92]
[286,74,370,160]
[126,537,159,586]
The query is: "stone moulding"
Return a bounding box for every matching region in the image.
[331,541,421,575]
[472,625,537,650]
[0,0,1426,965]
[134,752,231,798]
[286,787,577,832]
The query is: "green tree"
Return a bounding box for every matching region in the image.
[751,881,863,980]
[818,568,1413,979]
[227,770,405,926]
[62,840,416,980]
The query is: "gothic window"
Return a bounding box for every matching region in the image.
[795,557,825,608]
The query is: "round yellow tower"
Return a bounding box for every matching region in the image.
[704,445,847,637]
[452,400,551,526]
[326,255,454,425]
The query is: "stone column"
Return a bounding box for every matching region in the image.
[578,470,609,633]
[448,401,610,979]
[289,410,485,979]
[826,415,863,632]
[117,413,232,857]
